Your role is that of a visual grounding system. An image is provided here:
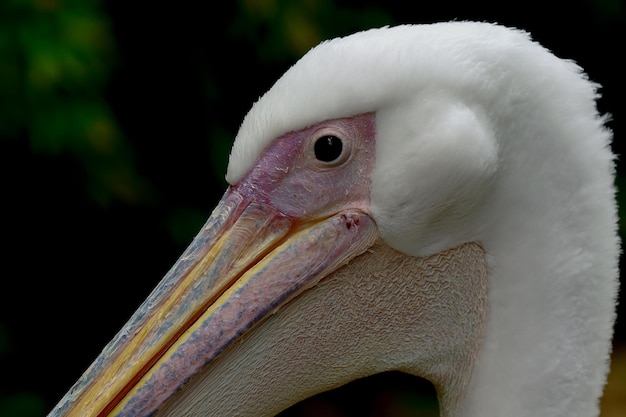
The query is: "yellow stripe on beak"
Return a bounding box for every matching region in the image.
[51,188,377,417]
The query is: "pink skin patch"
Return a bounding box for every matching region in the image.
[234,112,377,221]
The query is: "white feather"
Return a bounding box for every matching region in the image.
[226,22,618,417]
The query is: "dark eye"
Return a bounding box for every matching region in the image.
[314,135,343,162]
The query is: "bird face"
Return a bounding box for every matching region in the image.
[50,105,491,416]
[47,34,502,417]
[233,113,376,221]
[51,113,389,416]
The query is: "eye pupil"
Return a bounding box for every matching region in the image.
[314,135,343,162]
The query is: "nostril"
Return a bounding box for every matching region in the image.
[342,213,360,230]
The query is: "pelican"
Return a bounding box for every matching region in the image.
[48,22,618,417]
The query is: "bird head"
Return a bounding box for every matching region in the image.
[48,22,618,417]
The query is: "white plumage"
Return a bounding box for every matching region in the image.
[49,22,618,417]
[226,22,618,416]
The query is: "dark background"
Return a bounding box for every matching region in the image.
[1,1,624,416]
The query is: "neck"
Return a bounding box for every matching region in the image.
[458,91,618,417]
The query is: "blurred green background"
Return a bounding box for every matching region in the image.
[1,0,624,416]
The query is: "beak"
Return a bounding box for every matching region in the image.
[49,187,378,417]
